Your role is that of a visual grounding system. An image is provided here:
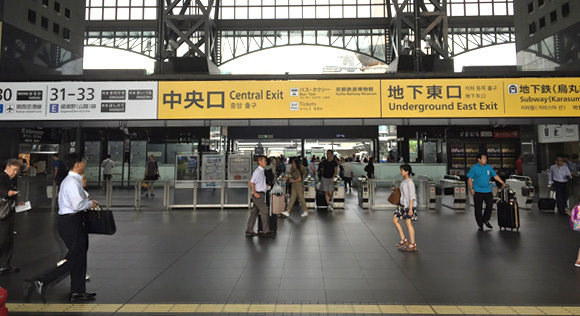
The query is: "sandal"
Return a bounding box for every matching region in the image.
[396,238,408,248]
[575,261,580,268]
[401,243,418,252]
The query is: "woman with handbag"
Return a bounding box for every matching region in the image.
[144,155,160,198]
[392,164,418,252]
[0,159,24,273]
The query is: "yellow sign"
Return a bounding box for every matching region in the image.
[503,77,580,117]
[158,80,381,119]
[381,78,505,118]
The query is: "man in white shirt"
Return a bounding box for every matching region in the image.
[549,154,572,215]
[100,155,115,190]
[34,153,98,302]
[245,155,274,237]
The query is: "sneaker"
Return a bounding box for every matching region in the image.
[575,262,580,268]
[150,193,155,197]
[328,205,334,212]
[281,211,290,217]
[301,212,308,217]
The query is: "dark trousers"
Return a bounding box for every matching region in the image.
[474,192,493,228]
[0,211,15,268]
[41,213,88,294]
[553,181,568,215]
[343,177,352,190]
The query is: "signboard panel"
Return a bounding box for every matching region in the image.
[0,83,47,120]
[46,82,157,120]
[503,77,580,117]
[158,80,381,119]
[537,124,579,143]
[381,78,505,118]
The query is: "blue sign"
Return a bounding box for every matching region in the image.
[0,104,3,113]
[49,104,59,113]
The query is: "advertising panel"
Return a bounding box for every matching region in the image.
[158,80,381,119]
[537,124,579,143]
[46,82,157,120]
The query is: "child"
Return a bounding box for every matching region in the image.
[393,164,418,252]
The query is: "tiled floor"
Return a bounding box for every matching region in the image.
[2,188,580,315]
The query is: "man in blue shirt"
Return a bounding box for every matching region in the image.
[467,153,506,231]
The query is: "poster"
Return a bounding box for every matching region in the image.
[201,154,225,188]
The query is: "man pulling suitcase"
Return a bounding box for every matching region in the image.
[467,153,506,231]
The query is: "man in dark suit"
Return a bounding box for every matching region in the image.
[0,159,23,273]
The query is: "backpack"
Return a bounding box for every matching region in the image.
[264,168,275,186]
[571,204,580,231]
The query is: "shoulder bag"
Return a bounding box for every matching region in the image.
[0,198,11,220]
[84,205,117,235]
[388,188,401,205]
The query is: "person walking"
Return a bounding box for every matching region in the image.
[0,159,24,273]
[100,155,115,190]
[143,155,160,198]
[549,154,572,216]
[467,153,506,231]
[393,164,418,252]
[320,150,338,211]
[49,153,98,301]
[342,157,354,193]
[245,155,274,237]
[52,154,68,186]
[281,158,309,218]
[364,157,375,179]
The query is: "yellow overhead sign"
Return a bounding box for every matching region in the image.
[158,80,381,119]
[503,77,580,117]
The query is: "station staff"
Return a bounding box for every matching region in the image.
[549,154,572,216]
[467,153,506,231]
[245,155,274,237]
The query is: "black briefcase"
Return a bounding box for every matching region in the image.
[84,205,117,235]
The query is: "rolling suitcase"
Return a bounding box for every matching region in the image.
[271,193,285,215]
[315,190,328,209]
[538,192,556,212]
[258,191,278,233]
[497,188,520,231]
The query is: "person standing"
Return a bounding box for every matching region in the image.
[281,158,309,218]
[342,157,354,193]
[53,154,68,186]
[245,155,274,237]
[516,155,523,176]
[364,157,375,179]
[467,153,506,231]
[0,159,24,273]
[549,154,572,216]
[53,153,98,301]
[320,150,338,210]
[143,155,160,198]
[393,164,418,252]
[100,155,115,190]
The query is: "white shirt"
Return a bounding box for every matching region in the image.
[549,164,571,184]
[343,162,353,177]
[101,158,115,175]
[250,166,267,192]
[400,179,417,208]
[58,171,92,215]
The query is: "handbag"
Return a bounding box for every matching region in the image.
[84,205,116,235]
[388,188,401,205]
[0,199,11,220]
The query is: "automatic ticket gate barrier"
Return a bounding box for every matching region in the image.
[304,176,316,209]
[368,179,430,211]
[333,177,346,209]
[417,175,436,209]
[440,175,467,210]
[358,178,369,208]
[505,175,534,209]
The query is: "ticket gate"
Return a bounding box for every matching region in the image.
[333,178,345,209]
[304,177,317,209]
[417,175,436,209]
[506,175,534,209]
[440,175,467,210]
[358,178,369,209]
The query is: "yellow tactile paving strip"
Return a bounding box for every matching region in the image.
[5,303,580,314]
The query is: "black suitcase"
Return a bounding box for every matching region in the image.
[538,198,556,212]
[315,190,328,209]
[257,214,277,233]
[497,200,520,231]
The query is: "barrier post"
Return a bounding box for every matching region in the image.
[105,180,113,211]
[50,182,58,212]
[134,180,141,211]
[164,179,170,211]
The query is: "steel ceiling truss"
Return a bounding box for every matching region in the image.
[85,31,157,58]
[159,0,218,61]
[219,29,388,65]
[449,26,514,56]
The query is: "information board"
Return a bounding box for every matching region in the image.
[0,83,47,120]
[201,154,225,188]
[176,154,199,181]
